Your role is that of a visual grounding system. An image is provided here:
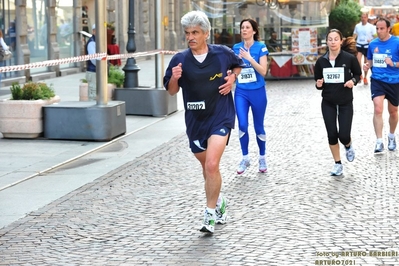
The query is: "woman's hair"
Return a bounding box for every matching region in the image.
[326,29,357,56]
[181,10,211,35]
[240,19,260,41]
[341,36,357,56]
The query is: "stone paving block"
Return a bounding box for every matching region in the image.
[0,80,399,265]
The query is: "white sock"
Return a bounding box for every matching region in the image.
[216,195,222,206]
[388,133,395,139]
[206,207,215,216]
[242,155,249,161]
[377,138,383,143]
[259,155,265,160]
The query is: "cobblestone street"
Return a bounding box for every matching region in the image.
[0,79,398,265]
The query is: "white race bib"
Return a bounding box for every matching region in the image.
[373,54,388,68]
[187,101,205,110]
[323,67,344,83]
[237,68,257,84]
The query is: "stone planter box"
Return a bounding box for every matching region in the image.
[79,83,116,101]
[0,96,61,139]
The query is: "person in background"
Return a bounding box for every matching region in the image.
[268,31,281,52]
[390,15,399,36]
[364,18,399,153]
[6,21,16,52]
[0,29,11,86]
[163,10,244,234]
[232,19,269,175]
[86,24,96,101]
[353,13,377,85]
[314,29,362,176]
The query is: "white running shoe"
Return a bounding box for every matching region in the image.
[388,136,396,151]
[199,209,215,233]
[330,163,343,176]
[215,196,227,224]
[237,159,250,174]
[345,145,355,162]
[374,142,384,153]
[259,158,267,173]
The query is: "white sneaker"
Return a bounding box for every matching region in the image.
[237,159,250,174]
[259,158,267,173]
[374,142,384,153]
[330,163,343,176]
[388,136,396,151]
[345,145,355,162]
[215,196,227,224]
[199,209,215,233]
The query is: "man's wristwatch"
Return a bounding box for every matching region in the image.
[351,78,357,85]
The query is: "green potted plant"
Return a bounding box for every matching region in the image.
[108,65,125,88]
[0,82,61,138]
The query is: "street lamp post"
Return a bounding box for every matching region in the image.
[123,0,140,88]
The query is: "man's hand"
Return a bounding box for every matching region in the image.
[218,70,235,95]
[171,63,183,81]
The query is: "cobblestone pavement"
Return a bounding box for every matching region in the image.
[0,80,398,266]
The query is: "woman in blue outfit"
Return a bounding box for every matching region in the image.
[233,19,269,174]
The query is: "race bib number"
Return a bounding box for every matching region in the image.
[323,67,344,83]
[373,54,387,68]
[237,68,257,84]
[187,101,205,110]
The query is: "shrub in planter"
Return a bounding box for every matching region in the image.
[0,81,60,138]
[10,82,56,100]
[108,65,125,88]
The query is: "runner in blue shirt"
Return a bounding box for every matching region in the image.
[364,18,399,153]
[163,10,244,234]
[232,19,269,175]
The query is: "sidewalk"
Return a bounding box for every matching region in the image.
[1,62,399,265]
[0,55,186,227]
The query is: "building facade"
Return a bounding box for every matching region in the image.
[3,0,379,84]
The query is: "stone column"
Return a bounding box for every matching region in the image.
[142,0,152,52]
[168,0,177,51]
[73,0,85,71]
[48,0,60,74]
[15,1,31,80]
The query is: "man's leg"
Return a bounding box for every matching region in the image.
[363,53,369,84]
[356,52,363,81]
[387,101,399,134]
[373,95,385,139]
[86,71,97,101]
[194,134,228,209]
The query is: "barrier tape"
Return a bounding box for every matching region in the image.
[0,46,326,73]
[0,49,178,73]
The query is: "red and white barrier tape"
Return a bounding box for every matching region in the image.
[0,46,326,73]
[0,49,178,73]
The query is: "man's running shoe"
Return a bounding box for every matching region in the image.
[345,145,355,162]
[388,136,396,151]
[330,163,343,176]
[215,196,227,224]
[259,158,267,173]
[237,159,250,174]
[199,209,215,233]
[374,142,384,153]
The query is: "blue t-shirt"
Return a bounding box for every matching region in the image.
[232,41,269,90]
[367,35,399,84]
[163,44,245,141]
